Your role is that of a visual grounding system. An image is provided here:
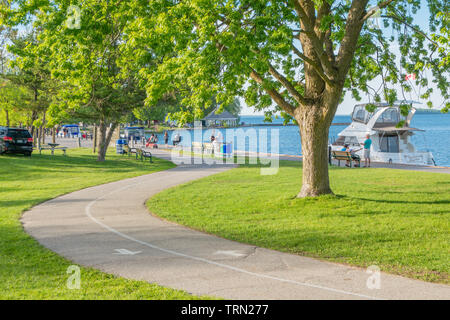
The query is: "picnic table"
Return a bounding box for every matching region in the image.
[38,143,68,156]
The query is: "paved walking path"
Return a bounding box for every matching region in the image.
[23,150,449,299]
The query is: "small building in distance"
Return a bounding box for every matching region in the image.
[203,107,239,127]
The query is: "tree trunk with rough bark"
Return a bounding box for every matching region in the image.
[296,110,333,197]
[97,120,107,161]
[293,87,342,198]
[97,121,118,161]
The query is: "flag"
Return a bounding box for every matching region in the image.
[405,73,416,81]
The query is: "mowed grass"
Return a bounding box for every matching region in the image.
[148,161,450,284]
[0,148,205,299]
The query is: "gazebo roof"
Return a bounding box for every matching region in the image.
[203,107,238,121]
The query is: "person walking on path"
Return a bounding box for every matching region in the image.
[362,134,372,167]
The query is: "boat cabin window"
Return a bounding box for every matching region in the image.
[375,108,406,126]
[352,106,371,123]
[352,106,407,126]
[333,135,360,147]
[379,135,399,153]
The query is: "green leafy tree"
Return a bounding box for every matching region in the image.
[6,30,56,142]
[129,0,449,197]
[204,96,242,118]
[0,78,31,127]
[133,92,183,124]
[2,0,151,161]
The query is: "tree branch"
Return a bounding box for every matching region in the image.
[362,0,397,21]
[336,0,369,79]
[267,62,308,105]
[292,45,333,86]
[249,69,297,115]
[292,0,337,78]
[381,14,439,47]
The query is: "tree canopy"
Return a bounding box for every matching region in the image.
[1,0,448,195]
[124,0,448,196]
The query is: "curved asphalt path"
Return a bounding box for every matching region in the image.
[22,150,449,300]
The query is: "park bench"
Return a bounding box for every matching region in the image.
[124,145,152,163]
[137,148,153,163]
[38,144,68,156]
[124,145,137,156]
[331,150,355,167]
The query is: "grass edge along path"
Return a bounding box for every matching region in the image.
[1,148,210,300]
[148,160,450,284]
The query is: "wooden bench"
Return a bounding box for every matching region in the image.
[38,144,67,156]
[331,150,355,167]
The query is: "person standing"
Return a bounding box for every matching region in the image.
[164,131,168,145]
[362,134,372,167]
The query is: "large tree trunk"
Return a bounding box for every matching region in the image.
[97,120,107,161]
[296,108,332,198]
[294,87,341,198]
[97,121,118,161]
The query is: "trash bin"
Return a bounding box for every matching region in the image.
[222,143,232,156]
[116,139,126,154]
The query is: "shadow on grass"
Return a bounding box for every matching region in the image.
[0,198,52,208]
[351,196,450,205]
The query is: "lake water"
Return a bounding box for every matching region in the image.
[150,113,450,166]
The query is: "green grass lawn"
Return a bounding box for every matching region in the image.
[148,161,450,284]
[0,148,206,299]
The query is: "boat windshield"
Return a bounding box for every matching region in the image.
[352,105,406,125]
[352,105,374,124]
[375,107,406,125]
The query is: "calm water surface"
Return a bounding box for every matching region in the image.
[150,113,450,166]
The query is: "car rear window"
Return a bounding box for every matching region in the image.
[7,129,32,138]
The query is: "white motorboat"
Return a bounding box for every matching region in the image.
[332,102,435,166]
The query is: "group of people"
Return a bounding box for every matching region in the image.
[146,133,159,146]
[146,131,171,148]
[341,134,372,168]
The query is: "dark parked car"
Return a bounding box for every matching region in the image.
[0,127,33,156]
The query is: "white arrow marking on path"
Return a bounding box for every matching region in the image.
[214,250,247,258]
[113,249,142,255]
[86,177,380,300]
